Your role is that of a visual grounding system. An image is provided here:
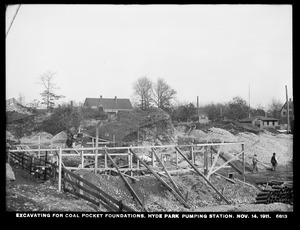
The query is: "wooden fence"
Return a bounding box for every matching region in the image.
[62,168,136,212]
[9,150,58,181]
[8,148,137,212]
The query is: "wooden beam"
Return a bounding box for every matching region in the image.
[207,145,222,179]
[104,149,145,211]
[151,148,185,200]
[58,148,62,192]
[214,172,235,184]
[130,149,190,209]
[95,127,99,174]
[175,146,231,204]
[210,140,260,176]
[242,143,245,181]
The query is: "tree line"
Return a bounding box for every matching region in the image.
[18,71,285,123]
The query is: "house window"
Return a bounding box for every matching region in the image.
[282,111,286,116]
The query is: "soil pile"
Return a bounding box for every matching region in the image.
[84,108,175,144]
[74,170,258,212]
[51,131,68,143]
[187,127,293,168]
[19,132,53,144]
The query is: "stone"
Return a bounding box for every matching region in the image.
[6,163,15,181]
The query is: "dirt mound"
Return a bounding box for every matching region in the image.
[187,126,292,169]
[6,131,18,143]
[51,131,68,143]
[84,108,175,144]
[74,170,258,211]
[19,132,53,144]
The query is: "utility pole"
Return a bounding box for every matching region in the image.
[197,96,199,122]
[248,84,251,118]
[285,85,290,133]
[6,5,21,38]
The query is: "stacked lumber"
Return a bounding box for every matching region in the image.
[255,180,293,205]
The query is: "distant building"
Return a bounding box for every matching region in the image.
[279,98,294,122]
[239,116,279,129]
[197,108,210,124]
[83,95,133,114]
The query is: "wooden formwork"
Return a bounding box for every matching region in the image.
[9,140,251,209]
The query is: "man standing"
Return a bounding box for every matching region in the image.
[252,154,258,173]
[271,152,278,171]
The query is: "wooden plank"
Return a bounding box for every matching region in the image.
[64,177,119,212]
[64,187,106,211]
[130,149,190,209]
[214,172,235,184]
[175,146,231,205]
[104,149,145,211]
[207,144,222,179]
[58,148,62,192]
[151,148,185,200]
[95,127,99,174]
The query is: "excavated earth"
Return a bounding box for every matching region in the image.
[6,161,293,212]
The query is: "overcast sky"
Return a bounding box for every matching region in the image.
[6,4,292,109]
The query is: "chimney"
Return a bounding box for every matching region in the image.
[70,101,73,108]
[114,96,117,103]
[100,95,102,99]
[289,98,291,101]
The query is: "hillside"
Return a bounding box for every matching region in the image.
[84,108,175,144]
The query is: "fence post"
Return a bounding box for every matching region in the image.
[130,151,133,177]
[204,147,208,175]
[58,147,62,192]
[95,127,99,175]
[38,136,41,158]
[242,143,245,182]
[44,151,48,180]
[191,145,194,165]
[21,154,24,169]
[119,200,123,212]
[104,145,107,175]
[79,174,83,196]
[29,156,33,175]
[81,150,84,169]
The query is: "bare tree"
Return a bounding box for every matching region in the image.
[132,76,153,110]
[38,71,64,110]
[17,92,25,106]
[267,98,283,119]
[153,78,177,110]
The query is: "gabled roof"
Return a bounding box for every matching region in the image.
[239,116,279,122]
[280,100,293,112]
[84,97,133,110]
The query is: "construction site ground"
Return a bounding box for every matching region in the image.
[6,108,293,212]
[6,161,293,212]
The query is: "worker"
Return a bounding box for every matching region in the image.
[252,154,258,173]
[271,152,278,171]
[66,131,74,148]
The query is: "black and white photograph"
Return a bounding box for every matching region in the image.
[5,4,293,220]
